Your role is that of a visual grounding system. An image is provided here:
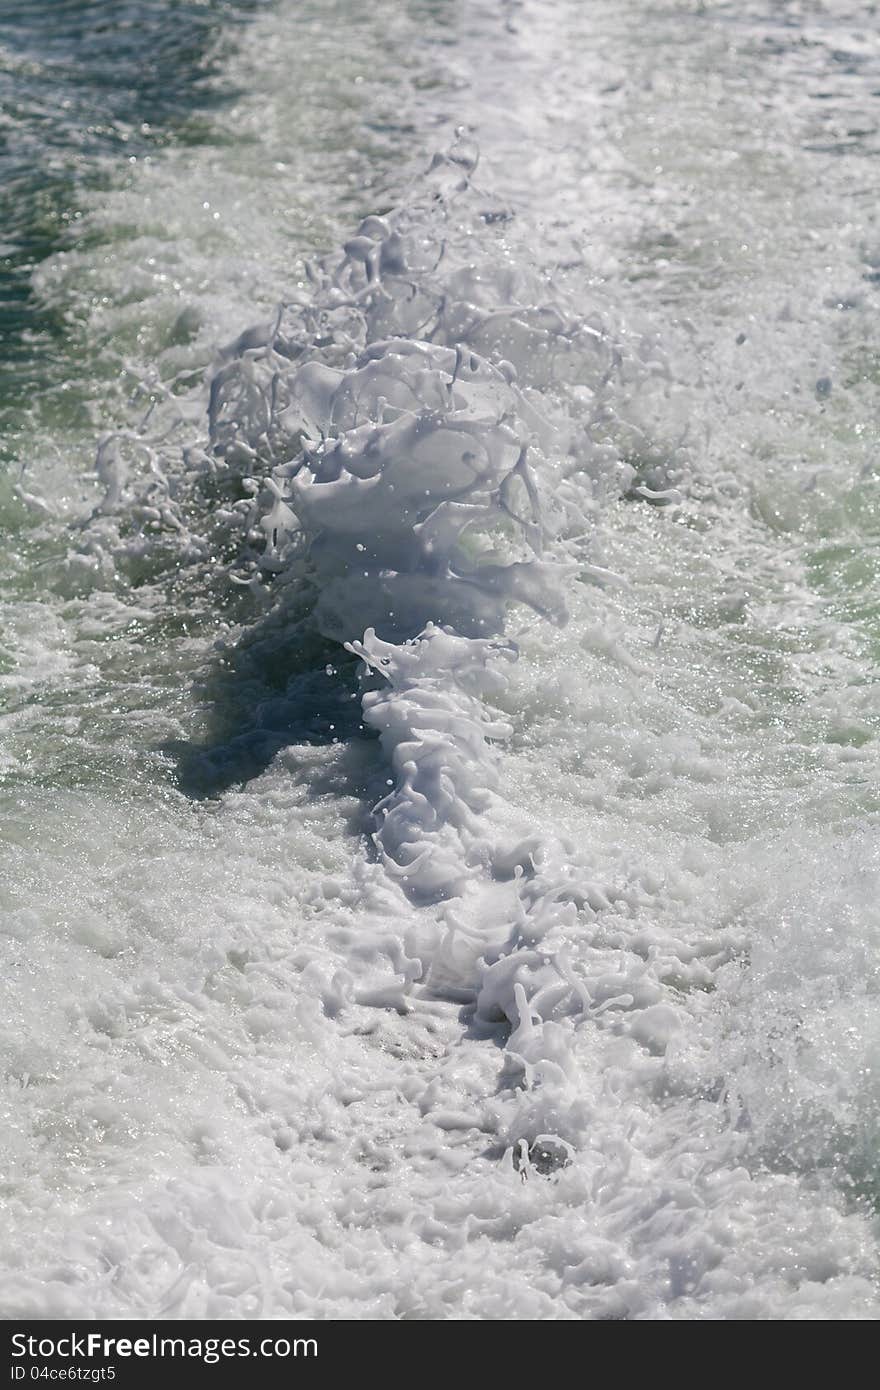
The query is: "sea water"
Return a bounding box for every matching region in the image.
[2,0,880,1319]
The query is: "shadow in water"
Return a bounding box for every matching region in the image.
[166,598,380,809]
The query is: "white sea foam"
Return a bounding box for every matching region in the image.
[4,0,880,1323]
[65,132,683,605]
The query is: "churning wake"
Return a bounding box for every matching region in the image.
[75,137,688,1067]
[4,0,880,1321]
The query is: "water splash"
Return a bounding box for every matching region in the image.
[65,140,697,1114]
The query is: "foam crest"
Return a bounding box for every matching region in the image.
[176,145,695,1142]
[347,624,515,897]
[67,134,686,605]
[61,138,706,1208]
[271,338,563,641]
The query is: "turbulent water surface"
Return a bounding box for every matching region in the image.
[2,0,880,1320]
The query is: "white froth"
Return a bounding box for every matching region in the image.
[3,0,880,1322]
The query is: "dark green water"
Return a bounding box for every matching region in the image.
[0,0,265,466]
